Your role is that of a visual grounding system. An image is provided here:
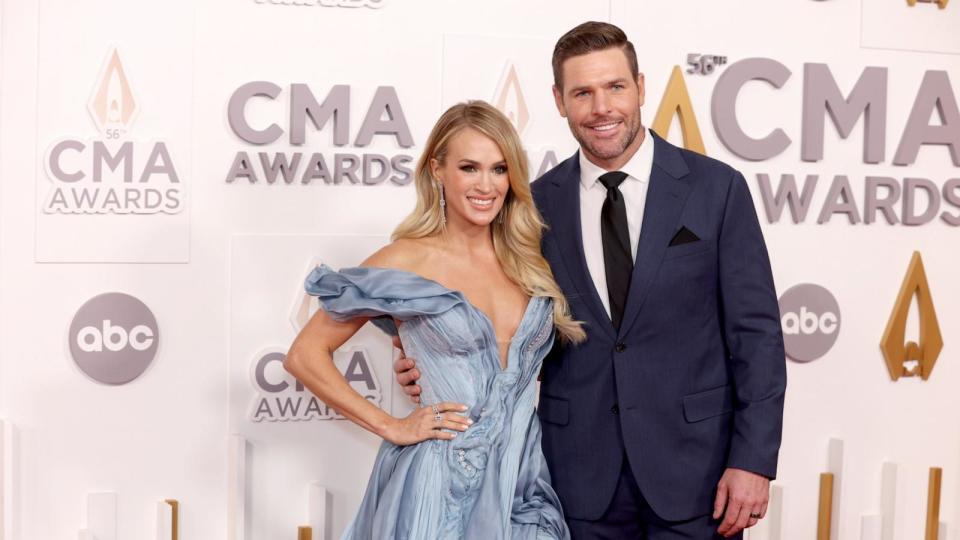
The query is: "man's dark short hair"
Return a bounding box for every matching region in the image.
[552,21,639,90]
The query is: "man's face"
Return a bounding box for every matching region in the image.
[553,47,645,170]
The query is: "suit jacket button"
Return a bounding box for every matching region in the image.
[610,404,620,414]
[615,343,626,353]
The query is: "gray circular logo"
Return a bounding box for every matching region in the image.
[778,284,840,363]
[69,293,159,384]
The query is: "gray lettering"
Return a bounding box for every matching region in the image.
[101,188,122,212]
[902,177,940,225]
[93,141,133,183]
[801,64,887,164]
[301,152,331,184]
[73,187,99,209]
[138,143,180,183]
[363,153,390,185]
[537,150,559,178]
[165,188,182,212]
[291,84,350,145]
[864,177,901,224]
[756,173,818,223]
[49,140,86,182]
[276,396,303,417]
[259,152,302,184]
[225,152,259,183]
[255,352,288,393]
[941,178,960,226]
[894,71,960,166]
[334,154,360,184]
[817,175,861,224]
[228,81,284,145]
[254,398,273,420]
[344,351,376,390]
[355,86,414,148]
[389,155,413,185]
[712,58,792,161]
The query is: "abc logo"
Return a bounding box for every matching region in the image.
[77,320,155,352]
[69,293,160,384]
[778,284,841,363]
[781,307,838,336]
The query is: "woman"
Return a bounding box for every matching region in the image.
[284,101,584,539]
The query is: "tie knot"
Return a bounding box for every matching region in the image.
[598,171,628,190]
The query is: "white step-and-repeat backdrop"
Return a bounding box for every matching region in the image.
[0,0,957,539]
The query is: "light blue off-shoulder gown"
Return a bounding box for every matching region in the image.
[305,265,569,540]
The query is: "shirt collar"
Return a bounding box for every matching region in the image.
[579,127,652,189]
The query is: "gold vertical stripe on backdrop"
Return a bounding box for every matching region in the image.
[817,473,834,540]
[925,467,942,540]
[164,499,179,540]
[298,526,313,540]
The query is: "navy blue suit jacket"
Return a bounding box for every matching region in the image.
[533,131,786,522]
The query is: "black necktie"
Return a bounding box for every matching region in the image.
[598,171,633,330]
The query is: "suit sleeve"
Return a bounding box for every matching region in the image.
[717,170,787,479]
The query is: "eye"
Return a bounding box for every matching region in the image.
[612,83,625,90]
[459,165,477,172]
[493,165,508,175]
[574,90,589,98]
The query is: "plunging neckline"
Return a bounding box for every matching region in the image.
[362,265,536,371]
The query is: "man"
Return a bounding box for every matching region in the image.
[396,21,786,539]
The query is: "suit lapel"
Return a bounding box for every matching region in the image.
[548,153,617,341]
[619,132,691,336]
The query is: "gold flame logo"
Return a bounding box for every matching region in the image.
[652,66,706,155]
[494,63,530,135]
[88,48,138,133]
[907,0,949,8]
[880,251,943,381]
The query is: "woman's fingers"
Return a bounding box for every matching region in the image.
[440,420,469,432]
[437,402,469,413]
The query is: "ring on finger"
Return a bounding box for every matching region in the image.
[431,404,442,423]
[749,512,762,519]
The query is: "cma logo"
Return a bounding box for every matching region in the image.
[43,48,184,215]
[76,319,155,352]
[778,284,841,363]
[225,82,414,185]
[68,293,160,385]
[250,348,383,422]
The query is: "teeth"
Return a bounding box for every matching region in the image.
[591,122,619,132]
[468,197,494,207]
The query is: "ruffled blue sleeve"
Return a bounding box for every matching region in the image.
[304,264,466,335]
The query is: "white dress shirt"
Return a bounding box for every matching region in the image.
[579,128,654,318]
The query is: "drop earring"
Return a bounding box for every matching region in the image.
[437,182,446,226]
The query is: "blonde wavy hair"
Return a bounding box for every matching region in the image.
[393,101,585,344]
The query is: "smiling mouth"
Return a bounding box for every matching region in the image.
[587,120,622,133]
[467,197,495,209]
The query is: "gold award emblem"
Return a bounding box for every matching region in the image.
[880,251,943,380]
[88,48,138,133]
[493,63,531,136]
[652,66,706,155]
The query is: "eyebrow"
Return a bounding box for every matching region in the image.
[567,78,630,94]
[457,159,508,167]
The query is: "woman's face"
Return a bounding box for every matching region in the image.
[431,128,511,230]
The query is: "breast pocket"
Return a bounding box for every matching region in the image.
[663,241,714,261]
